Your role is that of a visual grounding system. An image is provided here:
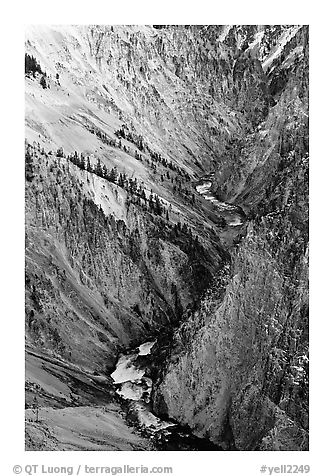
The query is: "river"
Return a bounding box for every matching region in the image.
[109,176,243,450]
[195,178,245,227]
[111,341,174,430]
[110,340,220,450]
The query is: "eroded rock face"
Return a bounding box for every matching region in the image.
[213,26,309,206]
[26,25,240,371]
[154,216,308,450]
[153,26,309,451]
[25,150,221,371]
[25,25,308,450]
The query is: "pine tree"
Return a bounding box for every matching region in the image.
[138,136,144,151]
[95,158,103,177]
[102,164,108,179]
[40,75,47,89]
[32,395,39,423]
[56,147,64,158]
[25,54,43,76]
[72,150,79,166]
[25,148,34,182]
[110,167,117,183]
[118,174,125,188]
[149,193,154,210]
[155,195,163,215]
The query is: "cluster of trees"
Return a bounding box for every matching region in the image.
[26,142,57,184]
[25,53,48,89]
[126,190,169,219]
[86,124,118,148]
[85,123,143,160]
[147,146,190,179]
[86,121,193,200]
[134,150,143,161]
[169,220,208,265]
[146,148,196,207]
[25,146,34,182]
[28,139,201,235]
[26,141,207,301]
[27,140,197,228]
[173,178,196,205]
[25,53,43,76]
[115,125,145,151]
[40,76,47,89]
[113,123,191,181]
[56,147,170,219]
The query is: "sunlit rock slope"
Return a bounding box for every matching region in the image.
[25,25,308,451]
[153,25,309,451]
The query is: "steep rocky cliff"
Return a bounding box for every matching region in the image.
[25,25,233,372]
[25,146,222,370]
[25,25,308,450]
[153,26,309,451]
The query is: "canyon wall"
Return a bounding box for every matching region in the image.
[153,26,309,451]
[25,25,308,450]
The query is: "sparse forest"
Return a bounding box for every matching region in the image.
[25,53,43,76]
[24,24,308,452]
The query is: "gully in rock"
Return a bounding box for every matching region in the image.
[24,24,308,452]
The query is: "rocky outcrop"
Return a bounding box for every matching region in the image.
[25,25,308,451]
[213,25,308,205]
[153,26,309,451]
[154,212,308,450]
[25,148,222,371]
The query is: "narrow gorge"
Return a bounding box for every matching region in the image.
[25,25,308,451]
